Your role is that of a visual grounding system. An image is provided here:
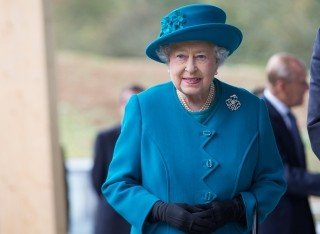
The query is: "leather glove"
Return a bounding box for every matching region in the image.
[195,196,246,231]
[176,203,205,213]
[148,201,214,234]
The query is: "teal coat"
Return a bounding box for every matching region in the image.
[102,79,286,234]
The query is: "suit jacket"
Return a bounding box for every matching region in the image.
[261,97,320,234]
[103,79,286,234]
[91,125,131,234]
[308,28,320,158]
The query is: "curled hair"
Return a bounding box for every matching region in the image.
[156,45,171,63]
[156,43,229,66]
[215,46,229,66]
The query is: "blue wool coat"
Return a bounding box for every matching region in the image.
[102,79,286,234]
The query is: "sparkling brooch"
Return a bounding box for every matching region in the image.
[160,10,186,37]
[226,94,241,111]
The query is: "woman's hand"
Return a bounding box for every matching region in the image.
[194,196,246,231]
[175,203,205,213]
[148,201,214,234]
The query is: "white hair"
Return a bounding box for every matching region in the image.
[156,43,229,66]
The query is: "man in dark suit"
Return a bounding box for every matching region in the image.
[260,53,320,234]
[91,84,144,234]
[308,28,320,159]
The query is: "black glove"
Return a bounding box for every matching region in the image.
[195,196,246,231]
[148,201,214,234]
[176,203,205,213]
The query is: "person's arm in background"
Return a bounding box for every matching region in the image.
[281,162,320,196]
[91,132,107,197]
[308,28,320,159]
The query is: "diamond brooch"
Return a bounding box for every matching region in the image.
[226,94,241,111]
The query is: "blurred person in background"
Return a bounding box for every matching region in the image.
[260,53,320,234]
[308,28,320,159]
[251,86,265,98]
[60,146,70,232]
[102,4,286,234]
[91,84,144,234]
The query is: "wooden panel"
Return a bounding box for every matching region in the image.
[0,0,67,233]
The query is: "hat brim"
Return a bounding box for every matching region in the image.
[145,23,242,63]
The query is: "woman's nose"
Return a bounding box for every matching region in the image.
[185,57,197,73]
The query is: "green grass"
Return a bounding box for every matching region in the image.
[58,103,105,158]
[302,130,320,173]
[58,102,320,172]
[56,52,320,172]
[57,97,320,170]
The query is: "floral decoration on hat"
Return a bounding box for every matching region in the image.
[146,4,243,63]
[160,10,186,37]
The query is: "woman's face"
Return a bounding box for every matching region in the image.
[168,41,218,100]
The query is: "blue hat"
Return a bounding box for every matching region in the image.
[145,4,243,63]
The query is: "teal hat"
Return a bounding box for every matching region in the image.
[145,4,243,63]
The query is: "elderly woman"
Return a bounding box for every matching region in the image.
[102,4,286,234]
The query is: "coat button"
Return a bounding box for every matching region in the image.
[206,159,213,168]
[202,130,212,136]
[205,192,213,201]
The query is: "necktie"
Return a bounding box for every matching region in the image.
[287,111,305,165]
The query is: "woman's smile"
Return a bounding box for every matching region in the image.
[182,77,202,85]
[168,41,218,104]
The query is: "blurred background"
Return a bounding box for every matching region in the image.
[24,0,320,233]
[54,0,320,157]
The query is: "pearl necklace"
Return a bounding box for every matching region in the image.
[176,82,215,112]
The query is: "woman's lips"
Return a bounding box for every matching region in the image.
[183,78,201,84]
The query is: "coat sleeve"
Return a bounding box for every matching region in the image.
[283,164,320,196]
[238,99,286,232]
[101,95,159,232]
[308,28,320,158]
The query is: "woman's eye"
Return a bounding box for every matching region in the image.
[176,54,187,60]
[196,54,207,60]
